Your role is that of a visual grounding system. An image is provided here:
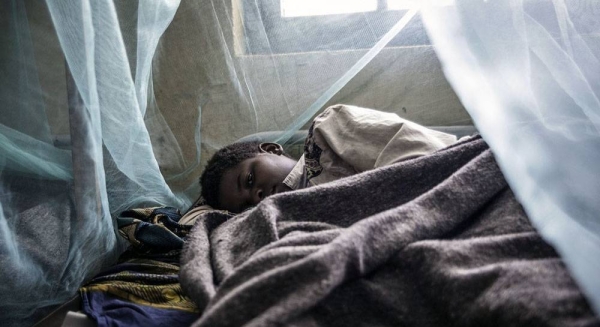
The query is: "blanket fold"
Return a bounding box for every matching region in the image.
[181,136,599,327]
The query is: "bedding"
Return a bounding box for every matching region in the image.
[180,135,599,327]
[80,257,199,327]
[80,207,200,327]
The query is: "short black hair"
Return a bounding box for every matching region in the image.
[200,141,262,209]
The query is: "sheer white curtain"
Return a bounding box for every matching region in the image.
[1,1,182,325]
[422,0,600,315]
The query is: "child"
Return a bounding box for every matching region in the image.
[200,104,459,213]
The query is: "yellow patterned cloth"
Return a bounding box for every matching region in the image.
[80,258,198,314]
[79,207,201,326]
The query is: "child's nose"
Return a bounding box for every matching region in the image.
[252,188,264,204]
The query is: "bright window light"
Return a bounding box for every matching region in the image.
[281,0,377,18]
[387,0,455,10]
[280,0,455,18]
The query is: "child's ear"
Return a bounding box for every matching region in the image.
[259,142,284,155]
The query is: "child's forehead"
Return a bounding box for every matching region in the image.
[224,155,263,179]
[234,153,273,169]
[224,153,288,179]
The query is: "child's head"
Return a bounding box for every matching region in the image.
[200,141,297,213]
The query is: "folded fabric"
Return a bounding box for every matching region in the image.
[117,207,193,253]
[80,207,203,326]
[80,258,199,327]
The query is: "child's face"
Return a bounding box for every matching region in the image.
[218,153,297,213]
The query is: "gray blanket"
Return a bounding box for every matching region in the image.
[180,136,599,327]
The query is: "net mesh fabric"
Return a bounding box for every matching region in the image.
[0,0,598,325]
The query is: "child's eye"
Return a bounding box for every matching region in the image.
[247,172,254,187]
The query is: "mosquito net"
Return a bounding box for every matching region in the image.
[0,0,598,325]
